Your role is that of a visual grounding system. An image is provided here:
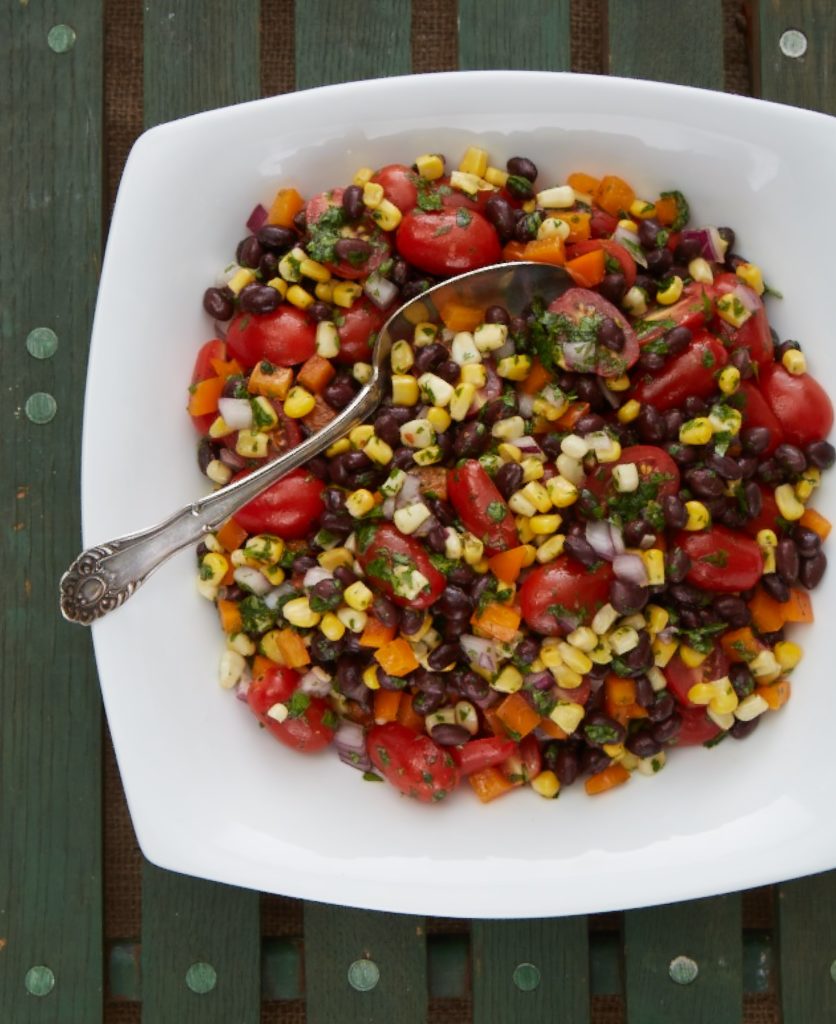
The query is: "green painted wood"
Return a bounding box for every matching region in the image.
[0,2,104,1021]
[458,0,571,70]
[304,904,427,1024]
[624,894,742,1023]
[140,5,261,1022]
[294,0,411,89]
[776,872,836,1022]
[144,0,261,120]
[754,0,836,114]
[472,917,589,1022]
[607,0,724,89]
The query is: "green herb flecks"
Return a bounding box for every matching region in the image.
[305,204,346,264]
[659,189,690,231]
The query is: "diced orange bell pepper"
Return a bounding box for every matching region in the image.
[653,196,678,226]
[266,187,305,228]
[502,240,528,261]
[538,717,567,740]
[799,507,831,540]
[188,376,225,417]
[375,638,420,677]
[360,616,398,649]
[216,518,249,553]
[595,175,636,218]
[748,588,788,634]
[483,708,507,738]
[274,628,311,669]
[567,171,600,194]
[604,675,636,708]
[554,401,590,430]
[252,655,274,679]
[469,766,516,803]
[584,762,631,795]
[565,249,606,287]
[217,599,242,635]
[522,236,566,266]
[721,627,763,663]
[487,546,528,584]
[396,692,424,732]
[521,357,553,395]
[495,692,541,740]
[209,356,244,379]
[783,588,814,623]
[247,362,294,399]
[562,210,592,242]
[373,689,402,725]
[757,678,791,710]
[470,603,522,643]
[296,354,336,394]
[438,300,484,332]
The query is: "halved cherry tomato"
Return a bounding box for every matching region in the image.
[190,339,227,433]
[586,445,680,514]
[674,706,722,747]
[306,189,391,280]
[665,647,730,709]
[566,239,637,289]
[590,208,618,238]
[758,362,834,448]
[453,736,516,776]
[335,297,386,365]
[247,665,335,753]
[370,163,419,213]
[632,329,728,411]
[634,281,713,346]
[226,306,316,369]
[447,460,517,554]
[356,522,446,609]
[232,468,324,539]
[368,722,460,802]
[676,525,763,593]
[519,556,614,636]
[736,380,784,456]
[546,287,639,377]
[712,273,773,367]
[395,208,501,276]
[742,483,781,539]
[519,734,543,781]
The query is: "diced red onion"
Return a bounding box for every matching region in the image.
[413,514,439,539]
[213,319,229,339]
[264,582,296,610]
[233,566,273,596]
[303,566,333,590]
[299,668,333,698]
[334,720,371,772]
[562,338,596,372]
[219,447,248,470]
[461,634,500,674]
[218,397,253,430]
[364,273,399,310]
[234,677,251,703]
[612,225,647,267]
[608,521,625,555]
[518,392,536,418]
[597,376,621,408]
[681,227,725,262]
[396,473,422,508]
[731,282,760,313]
[586,520,617,561]
[246,203,269,234]
[524,671,555,691]
[381,496,395,520]
[515,435,545,459]
[613,553,648,586]
[494,338,515,360]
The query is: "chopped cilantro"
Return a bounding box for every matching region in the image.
[455,207,472,228]
[703,731,728,749]
[486,501,507,523]
[607,472,672,525]
[239,595,275,635]
[701,349,716,368]
[678,621,727,654]
[305,204,345,264]
[363,771,384,782]
[433,223,453,237]
[322,710,339,730]
[584,722,620,744]
[659,189,690,230]
[699,550,728,568]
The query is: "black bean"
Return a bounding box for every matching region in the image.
[775,340,801,361]
[258,252,278,280]
[760,629,785,646]
[429,723,470,746]
[292,210,307,234]
[423,526,445,555]
[399,608,425,636]
[737,457,758,480]
[775,538,800,584]
[506,156,538,181]
[202,286,234,320]
[706,453,742,480]
[674,236,703,263]
[372,411,400,447]
[481,397,510,427]
[471,576,493,608]
[573,414,604,436]
[412,689,445,715]
[684,468,724,500]
[730,663,755,700]
[717,226,736,254]
[197,437,218,474]
[639,352,666,374]
[730,717,760,741]
[256,224,297,252]
[433,360,460,385]
[333,565,358,588]
[564,535,599,567]
[515,637,540,666]
[805,439,836,469]
[756,459,784,486]
[637,219,661,249]
[320,509,353,535]
[236,235,263,268]
[626,728,662,758]
[739,481,761,520]
[598,272,626,305]
[448,565,476,587]
[484,304,510,325]
[620,632,654,675]
[646,247,673,278]
[428,642,460,670]
[668,443,699,468]
[341,184,365,221]
[333,237,372,266]
[448,420,485,459]
[491,462,522,502]
[371,594,399,629]
[484,195,516,241]
[455,671,489,704]
[774,443,807,475]
[506,174,534,201]
[609,579,648,615]
[238,283,281,315]
[310,633,342,664]
[761,573,790,602]
[713,595,751,629]
[651,713,682,745]
[579,746,612,776]
[792,526,821,557]
[634,273,657,301]
[598,317,625,352]
[305,301,332,323]
[664,410,684,440]
[310,577,342,607]
[634,675,655,708]
[335,656,364,699]
[661,325,691,357]
[729,348,755,379]
[583,712,626,747]
[665,549,692,585]
[438,585,473,617]
[623,520,654,548]
[741,427,771,456]
[411,342,445,375]
[550,747,579,786]
[682,396,707,419]
[323,375,356,410]
[391,447,415,470]
[647,690,675,722]
[514,212,541,242]
[799,551,827,589]
[291,555,317,577]
[632,405,663,446]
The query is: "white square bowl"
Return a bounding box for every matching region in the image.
[83,71,836,918]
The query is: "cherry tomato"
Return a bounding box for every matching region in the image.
[665,647,730,709]
[226,306,316,369]
[518,734,543,781]
[635,282,712,346]
[232,468,325,539]
[675,526,764,593]
[586,445,680,514]
[519,556,615,636]
[546,287,639,377]
[452,736,516,775]
[590,208,618,238]
[712,273,773,367]
[566,239,637,289]
[737,380,784,456]
[447,461,517,554]
[335,296,386,365]
[247,666,336,753]
[370,163,418,213]
[674,706,722,747]
[395,208,501,276]
[758,362,834,447]
[368,722,460,802]
[632,329,728,411]
[305,189,391,280]
[554,677,591,706]
[742,483,781,538]
[356,522,446,609]
[190,339,227,433]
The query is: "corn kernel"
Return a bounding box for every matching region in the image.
[226,267,257,295]
[206,459,232,485]
[266,277,288,298]
[362,181,384,209]
[345,489,376,518]
[566,626,597,652]
[641,548,665,586]
[646,667,667,692]
[612,462,639,493]
[299,257,330,283]
[617,399,641,424]
[235,429,270,458]
[646,605,669,635]
[537,185,575,208]
[707,708,735,731]
[325,437,351,458]
[521,199,537,213]
[774,641,802,671]
[314,282,333,302]
[244,534,285,565]
[415,153,444,180]
[390,339,414,374]
[684,500,710,531]
[332,281,363,308]
[348,424,374,449]
[462,533,485,565]
[200,552,228,587]
[391,374,419,406]
[591,603,618,635]
[394,502,432,535]
[449,170,488,196]
[750,650,781,680]
[679,416,713,445]
[343,580,374,612]
[586,431,622,463]
[709,404,742,436]
[418,372,455,408]
[283,386,316,419]
[484,165,509,187]
[314,320,340,359]
[492,415,526,441]
[557,642,593,675]
[449,383,476,421]
[361,664,381,691]
[219,648,249,689]
[520,457,545,482]
[337,606,368,633]
[283,597,321,629]
[497,354,532,381]
[782,349,807,375]
[372,198,403,231]
[474,322,509,352]
[411,322,438,348]
[718,366,741,396]
[774,483,805,521]
[756,529,778,552]
[609,626,639,655]
[426,407,452,433]
[400,418,435,448]
[354,360,372,382]
[537,216,568,240]
[709,681,739,716]
[688,257,714,284]
[458,145,489,177]
[497,442,521,465]
[550,701,585,734]
[716,292,752,328]
[622,286,647,316]
[492,665,523,693]
[546,475,579,508]
[795,479,815,502]
[521,481,552,513]
[519,544,537,567]
[687,682,715,705]
[261,563,286,586]
[653,637,678,667]
[656,275,684,305]
[317,548,353,573]
[531,770,560,798]
[413,445,443,466]
[460,363,487,387]
[286,284,315,310]
[735,262,765,295]
[529,514,562,536]
[734,692,769,722]
[352,166,374,186]
[629,198,657,220]
[680,644,708,668]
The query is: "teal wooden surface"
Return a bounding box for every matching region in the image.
[777,873,836,1022]
[754,0,836,114]
[0,1,104,1020]
[458,0,571,70]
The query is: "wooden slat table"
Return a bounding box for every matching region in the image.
[2,2,835,1022]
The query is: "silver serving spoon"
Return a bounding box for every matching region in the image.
[60,261,571,624]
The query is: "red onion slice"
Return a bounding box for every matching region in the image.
[613,553,648,586]
[334,720,371,772]
[299,668,333,698]
[562,338,597,372]
[515,435,545,459]
[364,273,399,310]
[518,391,536,418]
[586,520,617,560]
[219,447,248,470]
[461,634,500,674]
[303,566,334,590]
[246,203,269,234]
[218,397,253,430]
[612,225,647,267]
[731,282,760,313]
[233,566,273,596]
[680,227,725,262]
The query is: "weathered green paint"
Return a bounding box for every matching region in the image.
[624,895,742,1024]
[140,4,262,1022]
[754,0,836,114]
[777,873,836,1022]
[458,0,571,70]
[607,0,724,88]
[472,917,589,1023]
[0,2,104,1021]
[294,0,411,89]
[304,904,427,1024]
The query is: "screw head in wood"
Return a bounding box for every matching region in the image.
[513,961,541,991]
[185,961,217,994]
[779,29,808,58]
[26,327,58,359]
[25,392,57,424]
[669,955,699,984]
[24,965,55,996]
[47,24,76,52]
[347,958,379,991]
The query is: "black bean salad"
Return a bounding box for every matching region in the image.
[188,148,834,803]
